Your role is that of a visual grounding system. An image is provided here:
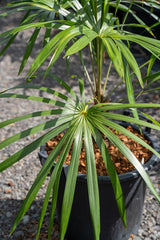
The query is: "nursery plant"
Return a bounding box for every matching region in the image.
[0,0,160,239]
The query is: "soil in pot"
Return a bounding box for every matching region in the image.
[45,125,152,175]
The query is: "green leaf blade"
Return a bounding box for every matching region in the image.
[0,123,69,172]
[117,41,143,88]
[18,27,41,74]
[0,115,72,150]
[0,93,66,107]
[84,120,100,240]
[65,30,98,56]
[10,84,74,103]
[96,124,160,204]
[10,128,69,235]
[60,127,83,240]
[91,126,126,228]
[36,128,75,240]
[0,109,66,129]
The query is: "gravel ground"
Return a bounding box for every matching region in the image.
[0,6,160,240]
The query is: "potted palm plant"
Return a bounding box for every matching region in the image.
[0,0,160,239]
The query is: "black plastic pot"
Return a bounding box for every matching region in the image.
[38,122,159,240]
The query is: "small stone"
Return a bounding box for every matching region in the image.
[142,228,149,237]
[115,162,120,168]
[148,217,156,227]
[6,212,12,218]
[8,181,14,187]
[157,232,160,239]
[31,205,35,211]
[4,189,12,194]
[22,215,30,225]
[156,211,160,223]
[133,237,141,240]
[150,234,156,240]
[129,233,134,240]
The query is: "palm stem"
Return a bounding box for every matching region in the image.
[102,61,112,96]
[88,43,97,92]
[96,38,103,102]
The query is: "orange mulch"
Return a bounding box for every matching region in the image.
[45,126,152,176]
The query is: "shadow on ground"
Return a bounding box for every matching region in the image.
[0,198,61,240]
